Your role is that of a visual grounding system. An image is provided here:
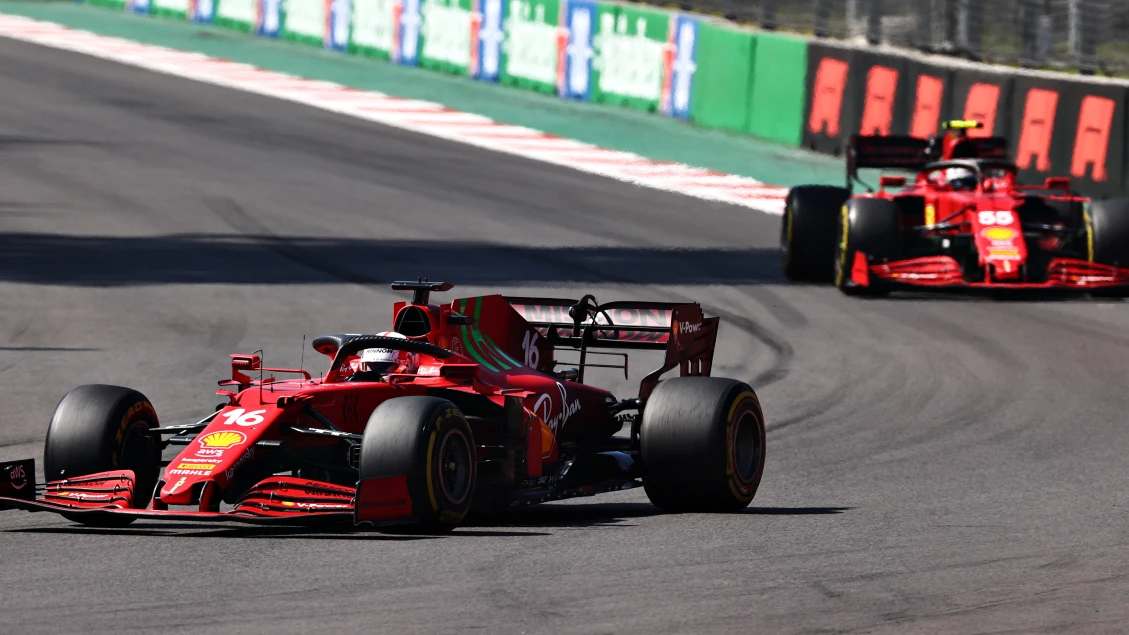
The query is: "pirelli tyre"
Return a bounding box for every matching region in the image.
[44,384,162,526]
[1086,197,1129,298]
[782,185,851,281]
[640,377,766,513]
[835,198,900,296]
[358,396,476,534]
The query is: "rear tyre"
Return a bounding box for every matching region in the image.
[640,377,766,513]
[1087,197,1129,298]
[782,185,851,282]
[359,396,476,533]
[44,385,162,527]
[835,198,900,296]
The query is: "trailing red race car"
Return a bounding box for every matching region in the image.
[0,281,766,532]
[782,120,1129,296]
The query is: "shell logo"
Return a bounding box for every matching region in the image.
[198,430,247,449]
[982,227,1017,241]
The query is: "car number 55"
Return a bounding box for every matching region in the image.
[979,210,1014,225]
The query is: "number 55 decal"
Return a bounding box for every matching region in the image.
[978,210,1014,225]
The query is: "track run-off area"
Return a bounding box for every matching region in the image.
[1,11,1128,635]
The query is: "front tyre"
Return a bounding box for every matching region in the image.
[358,396,476,533]
[1087,198,1129,298]
[835,198,900,296]
[44,385,162,526]
[640,377,766,513]
[782,185,851,282]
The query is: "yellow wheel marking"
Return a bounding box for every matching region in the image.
[784,202,794,267]
[836,204,850,287]
[1084,204,1095,262]
[425,423,439,512]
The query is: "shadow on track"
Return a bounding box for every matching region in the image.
[1,503,850,539]
[0,232,784,287]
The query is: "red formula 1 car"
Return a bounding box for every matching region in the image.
[0,281,766,532]
[782,120,1129,296]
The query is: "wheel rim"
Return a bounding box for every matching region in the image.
[731,409,762,485]
[437,428,472,506]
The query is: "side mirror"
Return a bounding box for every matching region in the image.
[1044,176,1070,191]
[880,175,906,188]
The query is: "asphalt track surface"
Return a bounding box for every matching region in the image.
[2,36,1129,635]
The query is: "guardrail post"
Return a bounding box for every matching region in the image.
[965,0,983,60]
[1019,0,1037,67]
[1075,0,1098,75]
[763,0,777,30]
[866,0,883,45]
[814,0,831,37]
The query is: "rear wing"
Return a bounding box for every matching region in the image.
[505,296,719,399]
[847,134,931,180]
[846,133,1010,184]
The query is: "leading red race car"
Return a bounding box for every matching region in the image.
[782,120,1129,296]
[0,281,766,532]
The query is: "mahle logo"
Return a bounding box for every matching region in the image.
[563,6,593,96]
[596,13,665,101]
[351,0,397,52]
[422,0,473,67]
[476,0,505,78]
[503,0,558,85]
[669,19,696,113]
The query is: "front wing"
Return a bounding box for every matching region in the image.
[0,459,414,529]
[848,253,1129,291]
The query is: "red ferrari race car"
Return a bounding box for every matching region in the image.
[0,281,766,532]
[782,120,1129,296]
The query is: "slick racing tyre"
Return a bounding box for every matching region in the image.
[782,185,851,282]
[44,384,162,526]
[640,377,766,513]
[1086,197,1129,298]
[835,198,900,296]
[359,396,476,534]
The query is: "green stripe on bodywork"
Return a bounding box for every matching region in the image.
[484,333,522,368]
[469,298,512,370]
[455,298,500,371]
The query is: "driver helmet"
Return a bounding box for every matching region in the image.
[358,332,419,376]
[943,166,977,191]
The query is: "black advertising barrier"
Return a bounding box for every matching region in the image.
[945,65,1015,143]
[900,59,956,139]
[844,49,912,138]
[803,41,856,156]
[800,39,1129,198]
[1008,73,1127,198]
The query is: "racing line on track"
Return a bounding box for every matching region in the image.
[0,13,790,215]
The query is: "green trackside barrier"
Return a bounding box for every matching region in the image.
[500,0,561,95]
[150,0,188,20]
[746,30,807,147]
[591,1,668,113]
[86,0,125,10]
[214,0,257,33]
[349,0,397,60]
[281,0,325,47]
[419,0,474,76]
[688,20,755,134]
